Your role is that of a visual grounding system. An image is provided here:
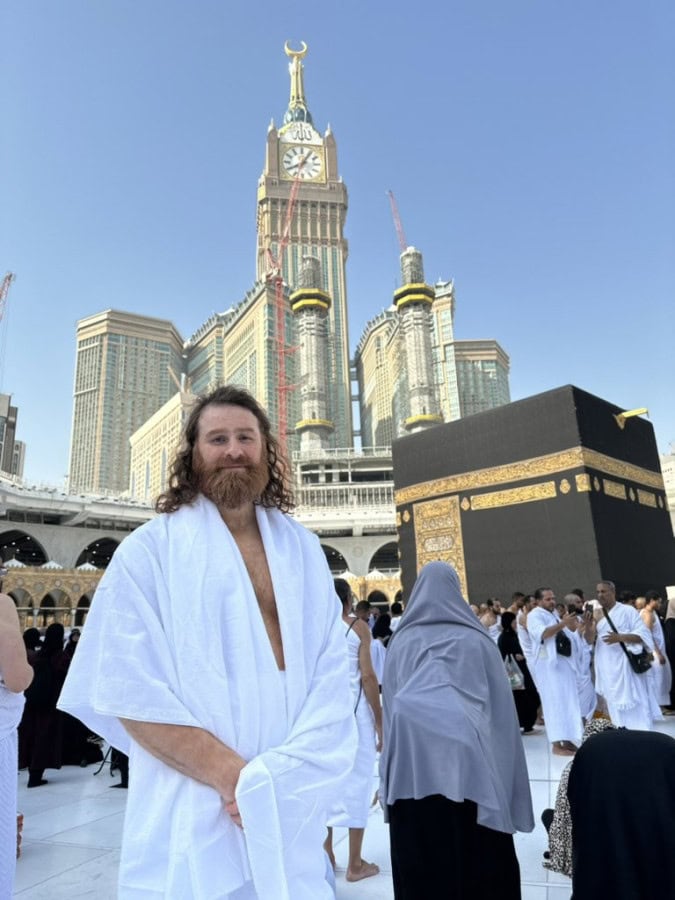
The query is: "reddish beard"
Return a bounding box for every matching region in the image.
[194,453,270,509]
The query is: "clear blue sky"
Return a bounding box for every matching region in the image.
[3,0,674,485]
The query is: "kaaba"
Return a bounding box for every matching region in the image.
[393,385,675,603]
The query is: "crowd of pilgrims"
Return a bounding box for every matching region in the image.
[11,577,675,899]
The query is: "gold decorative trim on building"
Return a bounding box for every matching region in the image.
[290,297,331,312]
[394,445,665,506]
[402,509,411,523]
[294,418,334,431]
[637,489,657,508]
[393,282,435,305]
[582,447,663,491]
[593,477,601,491]
[403,413,444,429]
[575,473,591,492]
[603,479,627,501]
[412,496,467,596]
[559,478,571,495]
[461,497,471,511]
[470,481,557,511]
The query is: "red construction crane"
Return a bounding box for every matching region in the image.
[387,190,408,254]
[265,154,310,455]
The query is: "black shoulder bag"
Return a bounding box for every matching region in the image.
[603,608,653,674]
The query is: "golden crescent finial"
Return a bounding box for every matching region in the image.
[284,40,308,60]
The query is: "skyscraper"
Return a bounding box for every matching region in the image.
[68,310,184,494]
[454,340,511,416]
[0,393,23,476]
[256,42,352,447]
[67,42,512,498]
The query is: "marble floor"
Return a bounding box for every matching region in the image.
[13,716,675,899]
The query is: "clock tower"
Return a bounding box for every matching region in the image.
[256,42,352,449]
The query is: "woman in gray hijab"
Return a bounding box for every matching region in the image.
[380,561,534,899]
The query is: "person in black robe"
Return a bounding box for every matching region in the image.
[497,611,540,734]
[18,623,68,786]
[567,727,675,899]
[380,562,534,900]
[60,629,104,767]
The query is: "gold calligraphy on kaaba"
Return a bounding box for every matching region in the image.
[575,473,591,492]
[413,496,467,596]
[603,479,627,501]
[637,489,657,508]
[470,481,557,510]
[394,445,665,506]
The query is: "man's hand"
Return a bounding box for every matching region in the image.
[224,798,243,829]
[562,613,578,631]
[602,633,624,645]
[375,720,383,753]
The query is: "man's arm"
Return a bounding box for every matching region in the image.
[541,613,578,641]
[0,593,33,692]
[120,719,247,821]
[602,632,644,645]
[353,619,383,751]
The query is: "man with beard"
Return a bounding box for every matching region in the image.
[59,385,356,899]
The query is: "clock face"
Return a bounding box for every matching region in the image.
[282,146,323,180]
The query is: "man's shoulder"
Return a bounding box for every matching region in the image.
[111,507,189,559]
[260,506,321,546]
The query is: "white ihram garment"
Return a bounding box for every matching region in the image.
[594,604,653,731]
[517,620,537,670]
[646,615,672,709]
[527,608,582,746]
[0,680,24,898]
[59,497,356,899]
[571,630,597,721]
[328,620,378,828]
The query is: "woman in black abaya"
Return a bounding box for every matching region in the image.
[568,728,675,899]
[498,611,540,734]
[380,562,534,900]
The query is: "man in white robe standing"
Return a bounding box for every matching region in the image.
[641,590,672,717]
[59,385,357,900]
[527,588,582,756]
[595,580,653,731]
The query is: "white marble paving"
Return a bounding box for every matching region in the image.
[13,717,675,898]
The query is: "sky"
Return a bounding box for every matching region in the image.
[2,0,674,486]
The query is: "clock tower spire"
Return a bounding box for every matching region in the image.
[284,41,313,126]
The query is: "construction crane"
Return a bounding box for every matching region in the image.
[0,273,16,387]
[265,154,310,455]
[0,273,15,324]
[387,190,408,254]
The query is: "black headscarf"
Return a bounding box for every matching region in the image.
[372,612,392,642]
[40,623,65,659]
[497,612,521,659]
[23,627,42,651]
[568,728,675,898]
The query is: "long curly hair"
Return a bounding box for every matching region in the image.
[155,385,294,514]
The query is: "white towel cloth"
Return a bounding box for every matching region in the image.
[0,682,24,898]
[59,497,356,899]
[594,604,653,730]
